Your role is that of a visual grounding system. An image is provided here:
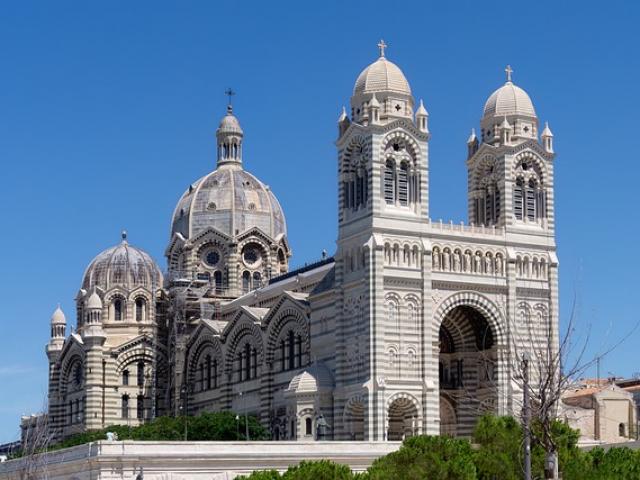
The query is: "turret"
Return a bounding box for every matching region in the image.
[47,305,66,358]
[338,106,350,138]
[369,93,381,125]
[466,128,478,158]
[82,290,105,340]
[216,96,244,167]
[541,122,554,153]
[416,99,428,133]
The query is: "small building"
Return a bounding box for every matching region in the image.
[561,380,637,444]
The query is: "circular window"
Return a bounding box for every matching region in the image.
[522,163,529,171]
[243,247,260,267]
[204,249,220,267]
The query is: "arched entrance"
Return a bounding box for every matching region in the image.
[344,398,365,440]
[439,396,457,437]
[438,305,498,437]
[387,397,419,441]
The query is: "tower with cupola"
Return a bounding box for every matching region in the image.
[333,41,430,440]
[467,65,556,234]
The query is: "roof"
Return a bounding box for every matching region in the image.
[483,81,536,119]
[353,56,411,97]
[171,166,286,240]
[82,234,162,291]
[286,361,334,394]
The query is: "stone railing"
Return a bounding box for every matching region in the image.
[428,219,505,236]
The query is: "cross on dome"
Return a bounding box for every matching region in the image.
[377,39,387,58]
[225,88,236,113]
[505,65,513,83]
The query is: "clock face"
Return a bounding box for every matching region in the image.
[204,250,220,267]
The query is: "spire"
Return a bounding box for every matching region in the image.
[467,128,477,144]
[416,99,428,133]
[377,39,387,58]
[541,121,554,153]
[338,106,348,123]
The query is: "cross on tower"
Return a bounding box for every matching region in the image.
[377,39,387,57]
[505,65,513,82]
[225,88,236,106]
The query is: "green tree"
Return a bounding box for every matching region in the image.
[365,435,476,480]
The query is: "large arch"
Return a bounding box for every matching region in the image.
[434,292,505,437]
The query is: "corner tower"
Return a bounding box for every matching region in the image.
[467,66,556,234]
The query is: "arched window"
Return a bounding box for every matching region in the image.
[514,178,524,220]
[121,395,129,419]
[526,179,537,221]
[252,272,261,290]
[384,159,396,204]
[305,417,313,436]
[206,354,212,390]
[242,271,251,293]
[137,395,144,420]
[213,358,218,388]
[398,161,409,205]
[114,298,123,321]
[137,361,145,387]
[619,423,626,437]
[214,271,223,293]
[288,330,295,370]
[135,298,145,322]
[122,369,129,386]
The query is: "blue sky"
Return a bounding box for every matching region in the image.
[1,1,639,442]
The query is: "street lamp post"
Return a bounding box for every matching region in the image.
[238,391,249,440]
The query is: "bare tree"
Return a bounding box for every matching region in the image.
[16,408,57,480]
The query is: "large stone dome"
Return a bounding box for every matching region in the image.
[81,233,163,291]
[171,166,287,241]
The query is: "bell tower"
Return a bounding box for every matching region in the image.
[467,66,556,233]
[333,42,430,440]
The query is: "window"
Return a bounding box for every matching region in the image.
[214,271,223,293]
[514,178,524,220]
[122,369,129,386]
[122,395,129,419]
[242,271,251,293]
[206,354,212,390]
[398,162,409,205]
[619,423,626,437]
[252,272,261,290]
[526,179,536,220]
[114,298,123,321]
[135,298,145,322]
[384,159,395,204]
[137,395,145,420]
[137,361,145,387]
[305,417,312,436]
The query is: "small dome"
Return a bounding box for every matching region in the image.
[217,106,243,136]
[82,234,163,291]
[353,57,411,97]
[483,81,536,119]
[51,306,66,325]
[86,291,103,310]
[286,362,334,394]
[171,168,287,240]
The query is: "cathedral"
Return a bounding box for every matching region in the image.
[44,42,558,443]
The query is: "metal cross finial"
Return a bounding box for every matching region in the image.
[377,39,387,57]
[225,88,236,106]
[505,65,513,82]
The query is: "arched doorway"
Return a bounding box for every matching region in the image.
[344,398,365,440]
[438,305,498,437]
[387,397,419,441]
[439,395,457,437]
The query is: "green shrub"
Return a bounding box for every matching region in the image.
[364,435,477,480]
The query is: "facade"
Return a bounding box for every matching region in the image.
[561,380,638,444]
[44,43,559,443]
